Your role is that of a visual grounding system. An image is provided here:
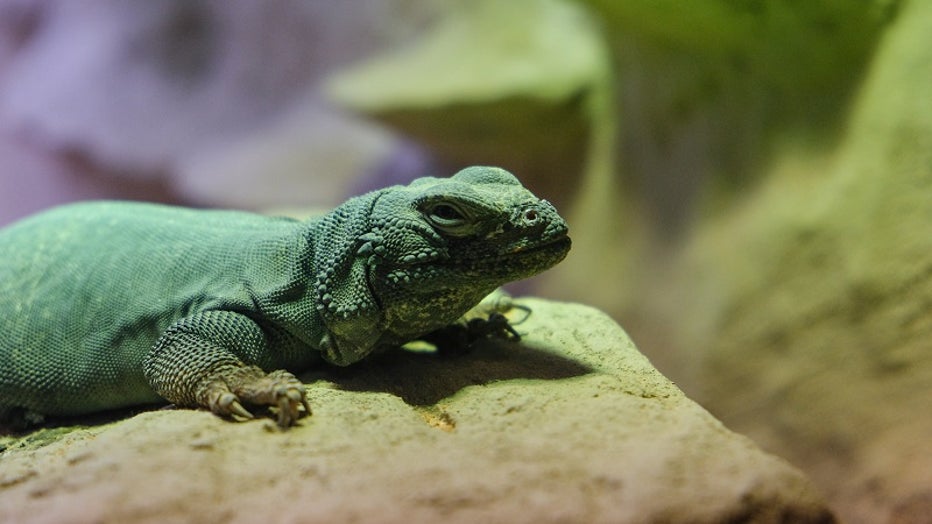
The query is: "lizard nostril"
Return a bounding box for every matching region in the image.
[524,209,539,223]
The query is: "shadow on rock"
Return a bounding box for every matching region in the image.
[304,340,593,406]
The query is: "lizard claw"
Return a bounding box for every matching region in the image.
[227,397,256,422]
[269,374,313,428]
[202,387,256,421]
[198,366,311,428]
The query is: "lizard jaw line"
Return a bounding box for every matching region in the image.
[505,234,570,255]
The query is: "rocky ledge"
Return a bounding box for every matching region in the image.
[0,298,833,523]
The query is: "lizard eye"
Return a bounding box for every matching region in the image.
[426,202,468,229]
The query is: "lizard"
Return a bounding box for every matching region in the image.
[0,166,570,428]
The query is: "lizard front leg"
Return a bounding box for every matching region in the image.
[424,293,531,355]
[143,311,310,427]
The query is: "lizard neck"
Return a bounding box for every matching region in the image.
[247,221,327,351]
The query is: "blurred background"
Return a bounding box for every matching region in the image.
[0,1,928,522]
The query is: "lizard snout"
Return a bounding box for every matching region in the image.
[505,200,567,240]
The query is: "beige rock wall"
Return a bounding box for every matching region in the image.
[658,1,932,522]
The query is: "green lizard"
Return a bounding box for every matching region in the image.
[0,166,570,428]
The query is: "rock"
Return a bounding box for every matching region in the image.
[0,298,833,523]
[324,0,610,212]
[174,104,401,210]
[639,2,932,522]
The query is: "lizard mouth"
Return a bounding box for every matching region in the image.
[464,234,571,276]
[505,235,571,256]
[381,234,570,287]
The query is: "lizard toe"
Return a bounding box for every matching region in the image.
[266,370,310,428]
[225,398,256,422]
[200,383,256,421]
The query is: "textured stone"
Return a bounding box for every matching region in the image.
[0,298,832,523]
[324,0,608,212]
[637,2,932,522]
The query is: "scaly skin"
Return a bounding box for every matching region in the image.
[0,166,570,428]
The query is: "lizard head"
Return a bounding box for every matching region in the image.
[313,166,570,365]
[359,166,570,342]
[368,166,571,292]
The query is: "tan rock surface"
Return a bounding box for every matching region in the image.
[645,2,932,522]
[1,299,832,523]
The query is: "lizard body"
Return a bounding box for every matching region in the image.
[0,167,570,427]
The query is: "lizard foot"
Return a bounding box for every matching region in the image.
[198,366,311,428]
[428,303,532,357]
